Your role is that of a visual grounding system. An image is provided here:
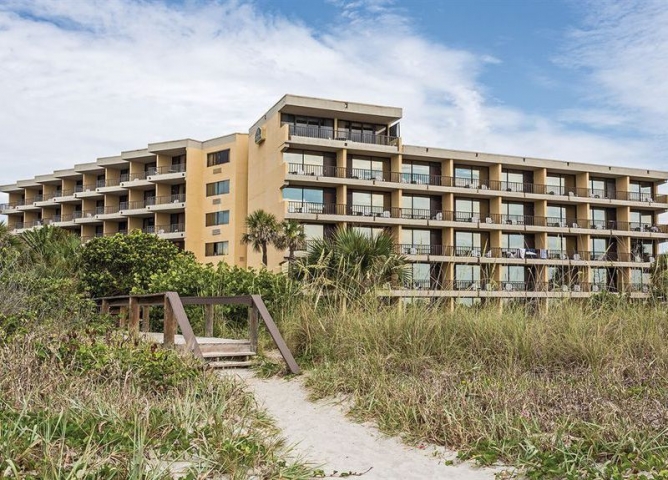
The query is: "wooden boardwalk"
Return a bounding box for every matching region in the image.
[98,292,300,374]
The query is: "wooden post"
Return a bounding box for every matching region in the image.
[141,306,151,332]
[101,299,110,315]
[128,297,140,335]
[204,304,214,337]
[118,306,128,328]
[164,295,176,348]
[249,306,259,353]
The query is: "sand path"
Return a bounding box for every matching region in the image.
[226,370,502,480]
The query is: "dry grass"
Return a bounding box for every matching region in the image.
[282,299,668,479]
[0,326,312,479]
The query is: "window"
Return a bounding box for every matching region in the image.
[631,239,653,261]
[589,177,615,198]
[455,231,482,256]
[591,238,609,259]
[409,263,432,289]
[454,166,484,188]
[351,155,387,180]
[283,187,324,204]
[545,174,567,195]
[629,210,653,230]
[547,205,568,226]
[303,224,324,240]
[281,114,334,138]
[206,180,230,196]
[401,195,434,219]
[401,162,431,184]
[352,191,387,215]
[206,211,230,226]
[205,241,229,256]
[591,267,607,287]
[207,149,230,167]
[629,181,653,201]
[285,149,336,176]
[455,264,480,289]
[502,202,529,224]
[401,229,432,254]
[590,208,607,229]
[501,265,526,291]
[351,226,386,238]
[502,233,526,250]
[455,198,481,221]
[501,170,530,192]
[547,236,568,258]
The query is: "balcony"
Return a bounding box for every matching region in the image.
[76,184,104,199]
[146,194,186,212]
[96,178,126,194]
[146,164,187,184]
[286,124,399,147]
[284,201,668,236]
[119,200,151,216]
[96,205,124,220]
[76,208,105,224]
[285,165,668,207]
[143,223,185,240]
[120,172,152,188]
[0,203,21,215]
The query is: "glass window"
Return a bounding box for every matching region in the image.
[351,156,387,180]
[454,166,481,187]
[205,241,229,256]
[547,236,567,258]
[283,187,324,204]
[546,175,566,195]
[502,234,525,249]
[455,264,480,289]
[546,205,567,225]
[629,211,653,230]
[455,198,481,221]
[401,162,431,184]
[501,170,526,192]
[351,226,385,238]
[590,208,607,228]
[629,181,653,201]
[205,211,230,226]
[591,267,607,286]
[205,180,230,196]
[207,149,230,167]
[502,266,525,283]
[303,224,324,240]
[591,238,609,258]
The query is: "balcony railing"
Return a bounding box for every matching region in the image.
[102,178,121,187]
[146,164,186,175]
[286,124,399,146]
[148,193,186,205]
[284,165,667,204]
[284,202,668,233]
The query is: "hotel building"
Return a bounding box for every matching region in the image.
[2,95,668,305]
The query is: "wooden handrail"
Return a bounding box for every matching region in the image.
[251,295,300,374]
[96,292,300,374]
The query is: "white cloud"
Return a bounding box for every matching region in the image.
[0,0,666,215]
[558,0,668,135]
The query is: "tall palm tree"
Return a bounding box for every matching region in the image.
[275,219,307,265]
[241,209,279,266]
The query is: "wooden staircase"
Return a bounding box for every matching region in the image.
[100,293,300,374]
[198,339,256,369]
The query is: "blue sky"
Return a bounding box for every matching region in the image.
[0,0,667,201]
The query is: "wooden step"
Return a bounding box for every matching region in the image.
[207,360,254,368]
[198,342,252,354]
[201,350,256,359]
